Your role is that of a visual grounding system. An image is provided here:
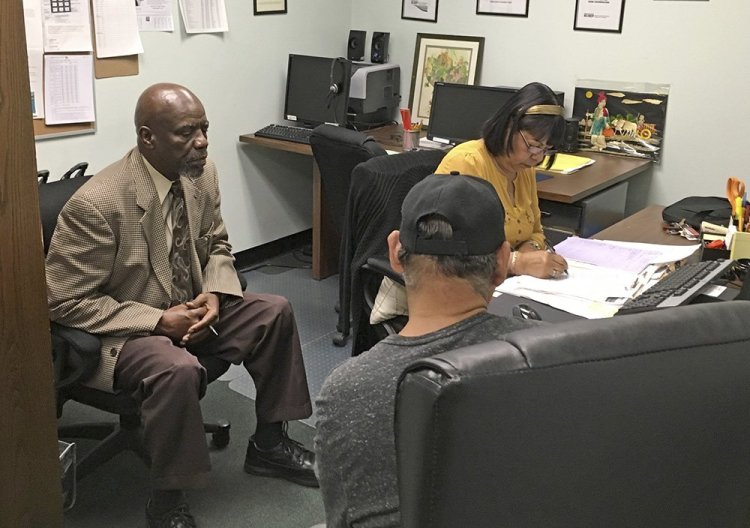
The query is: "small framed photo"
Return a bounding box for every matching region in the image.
[409,33,484,126]
[574,0,625,33]
[476,0,529,17]
[402,0,439,22]
[254,0,287,16]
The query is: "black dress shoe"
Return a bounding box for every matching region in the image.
[244,433,319,488]
[146,501,197,528]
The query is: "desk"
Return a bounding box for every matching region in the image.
[239,124,652,279]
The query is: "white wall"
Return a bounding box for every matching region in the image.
[34,0,351,253]
[351,0,750,213]
[35,0,750,252]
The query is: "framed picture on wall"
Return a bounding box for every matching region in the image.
[253,0,287,16]
[476,0,529,17]
[409,33,484,126]
[402,0,439,23]
[574,0,625,32]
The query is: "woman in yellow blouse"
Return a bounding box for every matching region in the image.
[436,82,568,279]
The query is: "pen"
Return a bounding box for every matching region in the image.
[544,238,569,278]
[209,325,219,337]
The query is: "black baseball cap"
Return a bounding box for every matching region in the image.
[399,173,506,256]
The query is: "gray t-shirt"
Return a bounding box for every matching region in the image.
[314,312,539,528]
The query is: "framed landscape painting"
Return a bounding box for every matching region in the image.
[409,33,484,125]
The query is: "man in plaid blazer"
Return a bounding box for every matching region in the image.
[46,83,315,528]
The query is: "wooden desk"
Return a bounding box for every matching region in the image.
[536,152,651,204]
[239,124,651,279]
[593,205,696,246]
[239,125,405,280]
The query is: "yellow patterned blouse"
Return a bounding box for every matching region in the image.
[436,139,546,250]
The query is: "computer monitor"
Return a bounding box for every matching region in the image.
[427,83,565,146]
[284,54,351,128]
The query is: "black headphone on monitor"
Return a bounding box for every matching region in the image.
[327,57,347,107]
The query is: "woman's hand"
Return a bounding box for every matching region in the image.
[514,250,568,279]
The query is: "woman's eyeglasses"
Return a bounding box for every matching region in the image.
[519,131,555,156]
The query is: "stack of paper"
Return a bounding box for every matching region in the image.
[495,237,700,319]
[542,153,595,174]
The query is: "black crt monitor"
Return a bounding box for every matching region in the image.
[283,54,352,128]
[427,82,565,146]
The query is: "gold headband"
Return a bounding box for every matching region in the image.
[525,104,565,116]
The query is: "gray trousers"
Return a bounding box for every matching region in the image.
[115,292,312,490]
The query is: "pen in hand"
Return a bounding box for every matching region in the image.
[545,239,569,279]
[209,325,219,337]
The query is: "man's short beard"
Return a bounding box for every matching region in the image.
[179,162,204,179]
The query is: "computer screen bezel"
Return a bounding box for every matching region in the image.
[283,54,351,129]
[427,83,565,146]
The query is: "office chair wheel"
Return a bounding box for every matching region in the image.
[332,332,349,347]
[210,420,231,449]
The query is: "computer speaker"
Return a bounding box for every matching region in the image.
[561,117,580,153]
[371,32,389,64]
[347,30,366,62]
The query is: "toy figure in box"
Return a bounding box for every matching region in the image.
[590,91,609,150]
[573,82,669,163]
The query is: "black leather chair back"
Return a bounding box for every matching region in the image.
[340,149,446,354]
[396,301,750,528]
[310,124,387,241]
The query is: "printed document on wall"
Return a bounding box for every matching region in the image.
[179,0,228,33]
[42,0,93,52]
[92,0,143,57]
[24,0,46,118]
[136,0,175,32]
[44,54,96,125]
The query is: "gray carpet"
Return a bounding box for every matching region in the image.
[61,255,350,527]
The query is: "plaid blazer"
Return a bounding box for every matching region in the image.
[46,148,243,391]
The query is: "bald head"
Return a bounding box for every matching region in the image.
[135,83,209,180]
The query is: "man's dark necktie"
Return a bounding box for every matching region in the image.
[170,179,193,305]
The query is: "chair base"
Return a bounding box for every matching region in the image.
[59,415,231,481]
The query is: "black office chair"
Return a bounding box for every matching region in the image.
[338,149,446,355]
[395,300,750,528]
[40,169,237,482]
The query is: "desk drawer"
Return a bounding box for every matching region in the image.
[540,200,582,232]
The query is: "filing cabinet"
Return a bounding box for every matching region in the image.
[540,180,628,245]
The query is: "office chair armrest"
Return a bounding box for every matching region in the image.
[51,322,101,391]
[364,256,404,286]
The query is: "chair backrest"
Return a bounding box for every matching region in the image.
[338,149,446,354]
[310,124,387,241]
[38,174,92,253]
[395,301,750,528]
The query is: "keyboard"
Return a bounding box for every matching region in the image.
[615,259,735,316]
[254,124,314,144]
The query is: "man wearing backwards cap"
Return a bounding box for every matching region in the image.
[314,173,542,528]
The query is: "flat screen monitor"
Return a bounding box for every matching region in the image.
[427,83,565,146]
[284,54,351,128]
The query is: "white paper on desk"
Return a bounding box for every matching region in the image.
[497,261,634,319]
[554,237,699,274]
[136,0,175,32]
[44,54,95,125]
[178,0,228,33]
[42,0,93,52]
[92,0,143,58]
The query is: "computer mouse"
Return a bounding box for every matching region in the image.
[513,303,542,321]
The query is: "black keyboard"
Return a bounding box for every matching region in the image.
[615,259,735,316]
[254,124,314,144]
